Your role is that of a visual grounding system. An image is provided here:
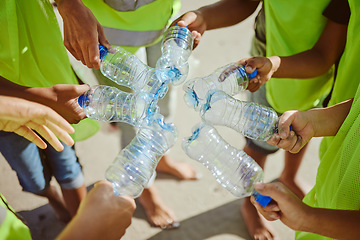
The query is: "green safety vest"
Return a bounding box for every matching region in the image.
[0,0,99,142]
[297,1,360,239]
[82,0,180,53]
[264,0,333,113]
[0,194,31,240]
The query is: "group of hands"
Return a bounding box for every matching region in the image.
[0,0,332,238]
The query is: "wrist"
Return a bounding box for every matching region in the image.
[268,56,281,75]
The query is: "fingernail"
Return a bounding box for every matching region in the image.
[246,66,253,72]
[255,183,265,190]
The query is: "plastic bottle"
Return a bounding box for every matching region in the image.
[183,63,257,111]
[78,85,158,127]
[182,122,271,207]
[99,45,171,99]
[156,25,193,86]
[105,113,177,197]
[200,90,279,141]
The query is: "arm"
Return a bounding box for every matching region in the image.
[0,77,89,124]
[171,0,259,48]
[251,182,360,240]
[0,95,74,151]
[240,19,347,83]
[55,0,111,69]
[56,181,136,240]
[267,98,353,153]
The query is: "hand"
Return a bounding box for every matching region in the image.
[56,180,136,240]
[170,11,205,49]
[56,0,111,69]
[267,110,315,153]
[251,182,310,231]
[237,57,279,92]
[45,84,90,124]
[0,96,74,151]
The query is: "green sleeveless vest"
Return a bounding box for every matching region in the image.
[264,0,333,113]
[0,194,31,240]
[297,1,360,239]
[82,0,180,53]
[0,0,99,142]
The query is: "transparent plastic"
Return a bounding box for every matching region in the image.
[99,45,171,99]
[156,26,193,86]
[105,113,177,197]
[78,85,158,127]
[182,122,271,207]
[201,90,278,141]
[183,63,257,111]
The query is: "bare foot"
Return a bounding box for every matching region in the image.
[277,177,305,199]
[156,155,199,180]
[241,197,275,240]
[138,186,179,229]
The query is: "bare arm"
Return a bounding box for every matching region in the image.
[55,0,111,69]
[0,77,89,124]
[252,182,360,240]
[267,98,353,153]
[0,95,74,151]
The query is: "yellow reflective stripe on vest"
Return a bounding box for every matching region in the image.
[104,0,156,11]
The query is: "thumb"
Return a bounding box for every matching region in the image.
[75,84,90,96]
[177,12,198,27]
[254,182,288,203]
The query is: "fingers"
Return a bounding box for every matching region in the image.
[250,195,281,221]
[14,126,48,150]
[176,12,199,27]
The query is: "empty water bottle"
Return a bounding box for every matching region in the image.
[156,26,193,86]
[182,122,271,207]
[78,85,158,127]
[183,63,257,111]
[201,90,278,141]
[105,113,177,197]
[99,45,171,99]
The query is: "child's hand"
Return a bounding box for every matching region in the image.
[170,11,205,49]
[251,182,310,231]
[267,110,315,153]
[238,56,280,92]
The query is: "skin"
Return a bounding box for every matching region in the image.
[56,181,136,240]
[267,98,353,153]
[0,95,74,151]
[55,0,111,69]
[0,77,89,124]
[251,182,360,240]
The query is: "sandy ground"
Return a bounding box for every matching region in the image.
[0,1,321,239]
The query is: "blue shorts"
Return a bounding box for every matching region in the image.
[0,131,84,195]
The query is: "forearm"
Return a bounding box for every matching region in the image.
[300,207,360,239]
[307,98,353,137]
[197,0,259,30]
[0,76,56,107]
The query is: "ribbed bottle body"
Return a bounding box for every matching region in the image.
[106,113,177,197]
[183,63,255,111]
[182,122,264,198]
[78,85,158,126]
[201,90,278,141]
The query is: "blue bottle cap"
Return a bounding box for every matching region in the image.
[78,94,88,108]
[242,64,257,79]
[98,44,108,60]
[253,190,272,207]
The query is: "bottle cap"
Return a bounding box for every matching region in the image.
[252,190,272,207]
[242,65,257,79]
[77,94,88,108]
[98,44,108,60]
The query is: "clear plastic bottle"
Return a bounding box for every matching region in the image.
[156,26,193,86]
[78,85,158,127]
[182,122,271,207]
[183,63,257,111]
[105,113,177,197]
[201,90,278,141]
[99,45,171,99]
